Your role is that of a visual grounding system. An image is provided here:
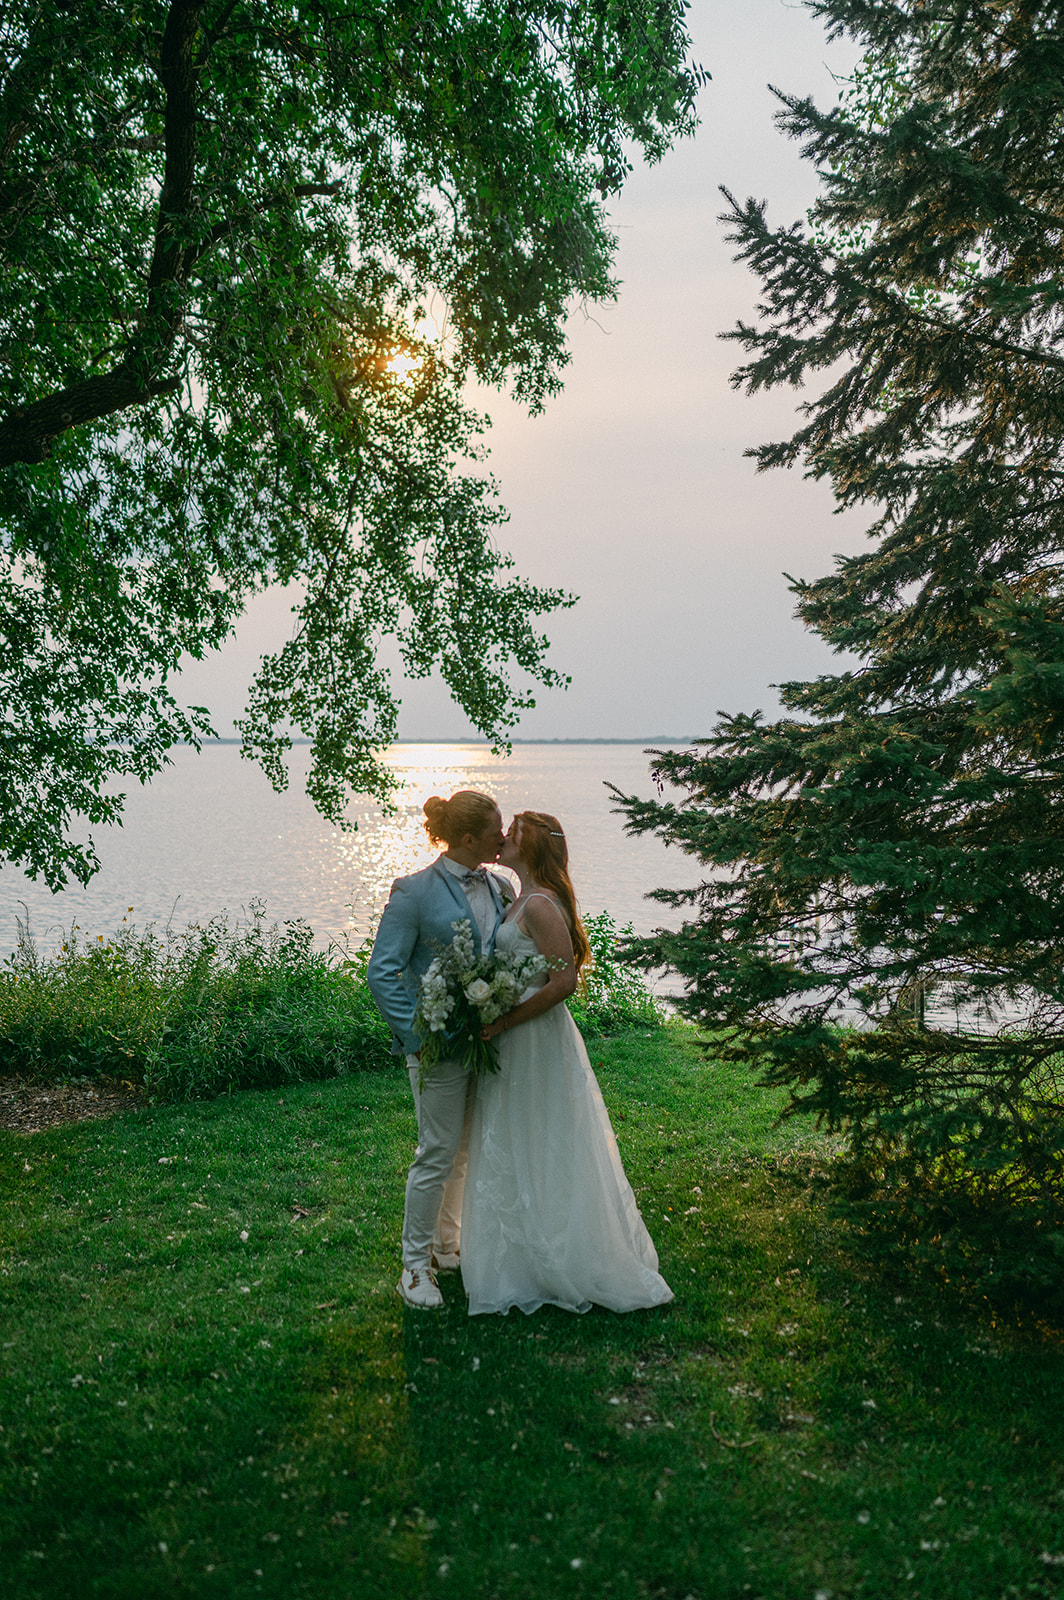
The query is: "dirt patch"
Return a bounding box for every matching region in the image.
[0,1078,143,1134]
[546,1351,587,1371]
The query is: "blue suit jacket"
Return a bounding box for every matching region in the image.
[367,859,510,1056]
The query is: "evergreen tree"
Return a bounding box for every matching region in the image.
[0,0,702,886]
[615,1,1064,1221]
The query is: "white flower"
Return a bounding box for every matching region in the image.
[415,919,550,1076]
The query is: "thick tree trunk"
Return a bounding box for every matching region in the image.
[0,0,203,467]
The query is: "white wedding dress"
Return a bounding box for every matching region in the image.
[460,916,674,1316]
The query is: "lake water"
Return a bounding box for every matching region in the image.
[1,742,1023,1032]
[0,743,701,967]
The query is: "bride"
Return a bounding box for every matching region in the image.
[460,810,673,1316]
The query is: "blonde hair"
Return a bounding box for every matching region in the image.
[513,811,590,975]
[423,790,499,848]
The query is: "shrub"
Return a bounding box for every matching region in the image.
[0,904,392,1100]
[0,903,663,1101]
[569,911,666,1036]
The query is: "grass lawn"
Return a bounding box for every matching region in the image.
[2,1024,1062,1599]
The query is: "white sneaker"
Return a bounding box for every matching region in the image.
[396,1266,443,1309]
[431,1250,460,1271]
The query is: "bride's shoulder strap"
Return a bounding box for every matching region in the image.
[523,891,571,929]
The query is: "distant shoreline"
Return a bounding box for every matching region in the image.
[188,737,695,747]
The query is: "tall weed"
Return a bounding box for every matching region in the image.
[570,910,666,1035]
[0,904,662,1101]
[0,904,391,1099]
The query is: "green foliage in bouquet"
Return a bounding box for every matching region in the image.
[613,0,1064,1280]
[414,916,549,1080]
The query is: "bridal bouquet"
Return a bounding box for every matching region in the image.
[415,918,547,1080]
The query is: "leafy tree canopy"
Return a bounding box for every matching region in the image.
[0,0,702,886]
[615,0,1064,1216]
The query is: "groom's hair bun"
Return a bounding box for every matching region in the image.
[423,789,498,847]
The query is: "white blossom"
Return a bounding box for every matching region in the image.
[414,920,549,1075]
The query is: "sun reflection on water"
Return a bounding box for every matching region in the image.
[0,743,699,965]
[339,745,517,936]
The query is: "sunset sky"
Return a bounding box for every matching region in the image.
[180,0,865,744]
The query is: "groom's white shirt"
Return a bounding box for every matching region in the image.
[439,854,497,946]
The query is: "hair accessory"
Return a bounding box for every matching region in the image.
[549,830,564,837]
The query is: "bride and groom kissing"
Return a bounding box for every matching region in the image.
[367,788,673,1317]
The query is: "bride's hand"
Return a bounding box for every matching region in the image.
[480,1017,508,1041]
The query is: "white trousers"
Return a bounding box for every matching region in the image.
[402,1055,474,1271]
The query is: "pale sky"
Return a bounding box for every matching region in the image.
[179,0,865,745]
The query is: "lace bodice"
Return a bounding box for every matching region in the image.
[495,915,548,996]
[496,916,538,954]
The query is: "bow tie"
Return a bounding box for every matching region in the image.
[461,867,489,887]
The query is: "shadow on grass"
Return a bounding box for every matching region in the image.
[3,1045,1064,1599]
[388,1154,1064,1600]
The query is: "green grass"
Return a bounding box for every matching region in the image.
[2,1025,1063,1599]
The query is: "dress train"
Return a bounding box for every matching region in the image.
[460,920,673,1316]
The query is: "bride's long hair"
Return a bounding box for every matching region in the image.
[514,811,590,975]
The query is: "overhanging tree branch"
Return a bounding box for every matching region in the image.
[0,0,700,886]
[0,9,345,468]
[193,182,343,259]
[0,0,206,465]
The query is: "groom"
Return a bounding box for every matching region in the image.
[367,791,509,1308]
